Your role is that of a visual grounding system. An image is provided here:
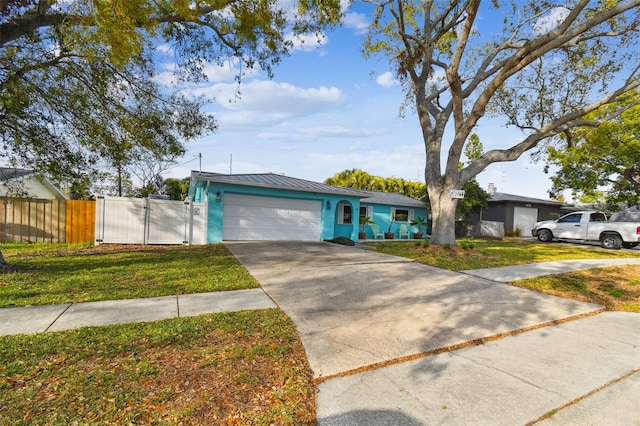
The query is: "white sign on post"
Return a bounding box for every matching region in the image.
[449,190,466,199]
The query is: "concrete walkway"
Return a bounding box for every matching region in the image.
[0,288,275,335]
[462,257,640,282]
[2,242,639,425]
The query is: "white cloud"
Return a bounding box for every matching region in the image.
[298,126,387,138]
[376,71,400,88]
[343,11,370,34]
[286,32,329,52]
[533,7,570,34]
[201,58,260,82]
[156,44,174,55]
[225,80,344,111]
[259,125,387,143]
[196,80,346,130]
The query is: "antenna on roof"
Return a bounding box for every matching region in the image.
[229,154,232,174]
[199,153,202,173]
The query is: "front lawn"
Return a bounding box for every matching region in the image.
[0,309,315,425]
[369,238,640,312]
[512,266,640,312]
[0,243,259,308]
[370,238,640,271]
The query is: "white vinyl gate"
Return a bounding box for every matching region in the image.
[95,196,206,245]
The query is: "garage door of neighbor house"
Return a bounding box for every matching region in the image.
[223,194,321,241]
[513,206,538,235]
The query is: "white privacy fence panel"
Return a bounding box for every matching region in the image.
[95,196,206,245]
[95,197,146,244]
[479,220,505,238]
[146,199,190,244]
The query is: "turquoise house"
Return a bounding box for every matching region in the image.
[189,171,428,243]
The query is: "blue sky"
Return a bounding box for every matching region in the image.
[160,2,559,200]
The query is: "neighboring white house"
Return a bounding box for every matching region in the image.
[0,167,67,200]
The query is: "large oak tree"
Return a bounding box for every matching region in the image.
[362,0,640,245]
[0,0,342,269]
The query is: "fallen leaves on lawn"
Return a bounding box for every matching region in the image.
[1,311,316,425]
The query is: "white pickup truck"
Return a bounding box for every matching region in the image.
[532,210,640,249]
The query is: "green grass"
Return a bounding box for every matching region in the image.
[0,243,259,307]
[512,266,640,312]
[369,239,640,312]
[369,238,640,271]
[0,309,315,425]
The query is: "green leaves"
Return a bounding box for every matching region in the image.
[548,93,640,207]
[0,0,341,192]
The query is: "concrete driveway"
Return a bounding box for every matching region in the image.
[227,241,601,379]
[227,241,640,425]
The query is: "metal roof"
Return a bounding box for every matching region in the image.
[192,171,371,197]
[360,190,426,208]
[0,167,33,181]
[0,167,68,200]
[489,192,564,206]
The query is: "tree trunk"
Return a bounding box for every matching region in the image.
[428,190,459,246]
[0,248,15,273]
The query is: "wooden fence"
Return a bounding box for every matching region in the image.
[0,198,95,243]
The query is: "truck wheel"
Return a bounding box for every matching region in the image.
[601,234,623,250]
[622,242,639,249]
[537,229,553,242]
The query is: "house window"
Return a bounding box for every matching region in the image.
[392,208,414,222]
[338,204,352,224]
[359,205,373,220]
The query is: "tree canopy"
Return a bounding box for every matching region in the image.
[0,0,342,191]
[324,168,488,219]
[324,168,426,200]
[362,0,640,245]
[547,94,640,208]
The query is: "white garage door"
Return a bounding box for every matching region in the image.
[513,206,538,236]
[223,194,322,241]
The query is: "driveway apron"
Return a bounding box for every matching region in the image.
[226,242,602,379]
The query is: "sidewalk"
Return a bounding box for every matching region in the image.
[0,288,275,336]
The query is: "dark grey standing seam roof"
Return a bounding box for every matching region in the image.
[359,190,426,208]
[191,172,427,207]
[0,167,33,181]
[192,171,370,197]
[489,192,564,206]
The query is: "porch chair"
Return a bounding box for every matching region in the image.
[399,224,410,239]
[370,223,384,240]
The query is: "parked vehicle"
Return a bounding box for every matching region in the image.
[532,210,640,250]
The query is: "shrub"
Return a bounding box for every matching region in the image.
[422,240,430,248]
[443,243,451,250]
[506,226,523,237]
[325,237,355,246]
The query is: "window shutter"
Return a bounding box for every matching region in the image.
[367,206,373,219]
[409,209,415,221]
[337,204,344,225]
[391,208,396,220]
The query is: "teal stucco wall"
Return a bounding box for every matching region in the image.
[191,180,362,243]
[360,203,429,239]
